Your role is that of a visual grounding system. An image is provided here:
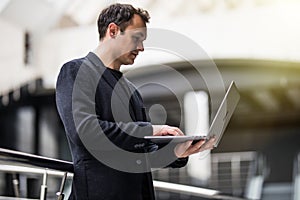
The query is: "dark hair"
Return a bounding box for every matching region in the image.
[97,3,150,40]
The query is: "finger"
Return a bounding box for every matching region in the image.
[198,139,216,152]
[205,137,216,147]
[165,128,178,136]
[182,140,212,157]
[173,127,184,136]
[160,128,170,136]
[174,140,193,157]
[186,140,206,154]
[166,127,184,136]
[153,125,167,136]
[201,137,215,146]
[192,139,206,148]
[183,140,193,149]
[158,125,176,136]
[209,136,216,142]
[190,138,212,152]
[185,137,216,155]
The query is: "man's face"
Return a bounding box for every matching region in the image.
[114,14,147,66]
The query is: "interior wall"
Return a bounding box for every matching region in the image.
[0,18,23,93]
[36,26,98,88]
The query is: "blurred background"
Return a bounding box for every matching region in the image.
[0,0,300,199]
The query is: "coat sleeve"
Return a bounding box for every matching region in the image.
[56,61,153,152]
[130,81,189,168]
[56,60,188,168]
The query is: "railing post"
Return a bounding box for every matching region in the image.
[293,152,300,200]
[12,173,20,197]
[56,172,68,200]
[40,169,48,200]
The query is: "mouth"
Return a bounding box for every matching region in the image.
[130,51,138,59]
[132,51,138,56]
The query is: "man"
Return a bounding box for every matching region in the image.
[56,3,215,200]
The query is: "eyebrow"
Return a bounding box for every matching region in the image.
[134,32,146,40]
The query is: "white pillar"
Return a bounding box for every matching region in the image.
[184,91,211,185]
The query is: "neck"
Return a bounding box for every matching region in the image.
[93,42,121,71]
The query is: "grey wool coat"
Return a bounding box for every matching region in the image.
[56,52,188,200]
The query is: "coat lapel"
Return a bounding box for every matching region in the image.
[86,53,138,121]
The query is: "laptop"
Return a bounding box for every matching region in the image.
[144,81,240,147]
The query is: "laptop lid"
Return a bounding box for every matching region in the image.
[208,81,240,147]
[144,81,240,147]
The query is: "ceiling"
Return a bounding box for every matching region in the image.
[1,0,300,114]
[1,0,299,31]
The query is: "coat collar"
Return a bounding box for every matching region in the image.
[85,52,138,121]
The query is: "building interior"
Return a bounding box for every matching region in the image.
[0,0,300,199]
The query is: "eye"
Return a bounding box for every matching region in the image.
[132,36,140,43]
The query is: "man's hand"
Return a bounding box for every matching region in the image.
[152,125,216,158]
[174,137,216,158]
[152,125,184,136]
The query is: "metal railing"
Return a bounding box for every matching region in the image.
[0,148,247,200]
[152,151,260,199]
[153,180,246,200]
[210,151,257,196]
[293,152,300,200]
[0,148,72,200]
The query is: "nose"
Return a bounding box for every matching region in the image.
[137,41,144,52]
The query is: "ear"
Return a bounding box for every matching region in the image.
[107,23,120,38]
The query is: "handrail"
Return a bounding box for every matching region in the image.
[0,148,73,173]
[0,148,247,199]
[153,180,247,200]
[0,148,74,200]
[0,197,38,200]
[294,152,300,176]
[293,152,300,200]
[0,164,73,178]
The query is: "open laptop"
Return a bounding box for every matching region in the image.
[144,81,240,147]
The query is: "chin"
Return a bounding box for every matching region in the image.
[124,59,135,65]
